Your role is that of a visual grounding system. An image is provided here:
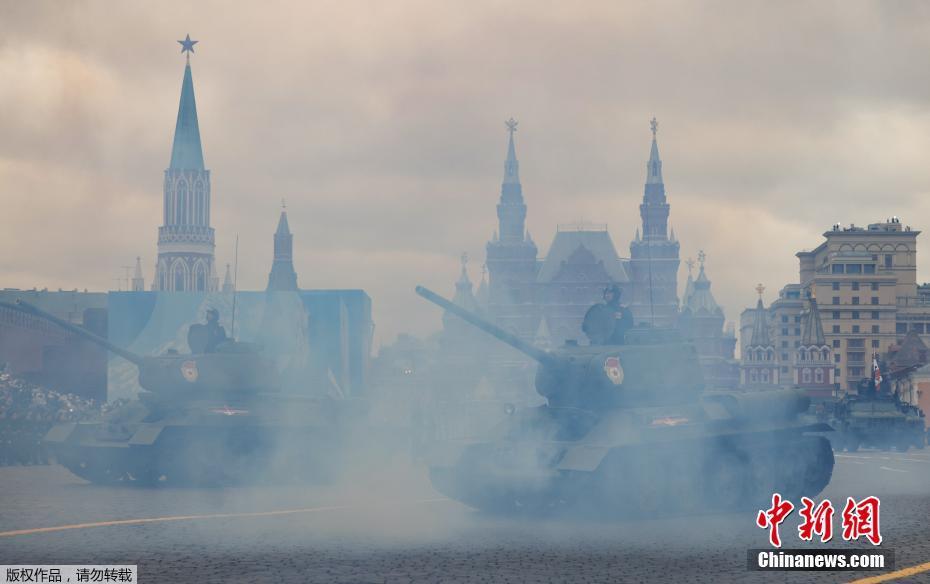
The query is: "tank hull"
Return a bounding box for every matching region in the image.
[830,397,915,452]
[44,393,371,486]
[426,401,835,517]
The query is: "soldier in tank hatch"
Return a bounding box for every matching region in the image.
[204,308,227,352]
[582,284,634,346]
[188,308,228,354]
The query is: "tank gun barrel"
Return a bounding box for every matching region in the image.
[415,285,555,367]
[0,300,145,367]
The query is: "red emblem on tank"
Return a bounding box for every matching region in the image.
[180,360,199,383]
[604,356,624,385]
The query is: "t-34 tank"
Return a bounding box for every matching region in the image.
[415,286,834,517]
[3,300,362,486]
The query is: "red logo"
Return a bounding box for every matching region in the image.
[604,356,624,385]
[210,406,249,416]
[842,496,882,545]
[756,493,795,548]
[756,494,881,547]
[180,360,199,383]
[798,497,834,543]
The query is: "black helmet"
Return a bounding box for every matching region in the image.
[603,284,622,301]
[206,308,220,321]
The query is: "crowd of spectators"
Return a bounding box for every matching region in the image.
[0,371,100,465]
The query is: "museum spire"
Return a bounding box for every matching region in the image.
[646,116,663,185]
[503,117,520,187]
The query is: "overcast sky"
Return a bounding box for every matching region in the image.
[3,1,930,344]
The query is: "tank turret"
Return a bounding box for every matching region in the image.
[1,300,279,395]
[416,286,704,409]
[416,286,834,518]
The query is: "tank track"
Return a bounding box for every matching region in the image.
[430,434,835,518]
[48,428,343,487]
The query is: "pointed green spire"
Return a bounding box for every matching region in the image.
[275,210,291,235]
[169,61,205,170]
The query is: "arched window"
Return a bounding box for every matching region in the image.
[194,182,204,225]
[750,369,758,383]
[767,349,775,361]
[177,181,189,225]
[814,368,824,384]
[174,262,186,291]
[822,349,829,361]
[195,263,206,292]
[802,368,812,384]
[760,368,770,383]
[800,349,807,361]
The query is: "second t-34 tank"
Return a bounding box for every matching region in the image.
[415,286,834,517]
[3,300,366,486]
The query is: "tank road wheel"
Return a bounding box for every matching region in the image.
[703,448,752,511]
[59,453,126,485]
[591,450,642,518]
[775,436,834,500]
[51,446,131,485]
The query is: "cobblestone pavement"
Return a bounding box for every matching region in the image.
[1,449,929,583]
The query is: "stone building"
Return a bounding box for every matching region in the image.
[483,118,684,347]
[153,41,218,292]
[678,253,738,388]
[628,118,680,328]
[793,294,835,399]
[0,289,108,401]
[740,286,780,388]
[741,217,930,392]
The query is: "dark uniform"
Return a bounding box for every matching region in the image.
[582,285,634,345]
[188,308,228,354]
[204,309,227,353]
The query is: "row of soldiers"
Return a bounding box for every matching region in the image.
[0,371,100,466]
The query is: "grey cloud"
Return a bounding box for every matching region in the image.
[3,1,930,339]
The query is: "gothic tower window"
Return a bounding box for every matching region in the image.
[177,181,188,225]
[194,262,206,292]
[173,261,186,291]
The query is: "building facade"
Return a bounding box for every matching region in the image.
[740,287,780,388]
[679,253,738,388]
[793,294,835,398]
[741,218,930,393]
[483,119,686,347]
[153,48,218,292]
[628,118,680,328]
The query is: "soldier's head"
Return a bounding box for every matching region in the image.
[603,284,622,304]
[206,308,219,323]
